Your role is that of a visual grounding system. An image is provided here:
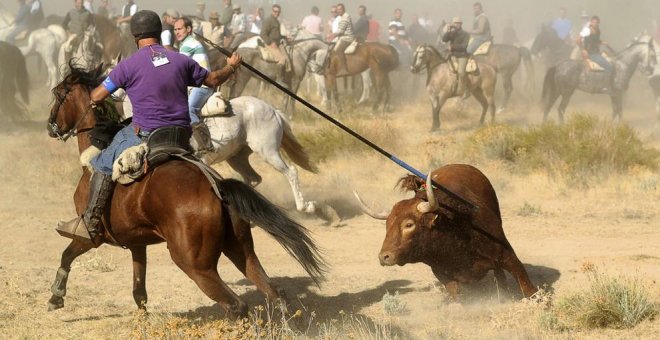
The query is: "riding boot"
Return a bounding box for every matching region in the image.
[192,122,215,155]
[56,172,115,247]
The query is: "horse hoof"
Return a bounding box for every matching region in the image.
[228,302,249,319]
[303,201,316,214]
[47,296,64,311]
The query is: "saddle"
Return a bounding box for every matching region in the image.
[586,53,613,72]
[344,40,359,55]
[111,127,224,198]
[472,40,492,56]
[449,57,479,74]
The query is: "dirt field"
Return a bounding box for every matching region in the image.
[1,72,659,339]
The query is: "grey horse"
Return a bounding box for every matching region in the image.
[411,44,497,132]
[648,40,660,120]
[230,30,328,114]
[542,34,657,122]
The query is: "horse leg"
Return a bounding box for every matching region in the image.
[542,90,560,123]
[130,246,148,310]
[167,234,248,318]
[223,211,284,302]
[430,93,449,132]
[370,68,385,112]
[471,87,489,125]
[610,93,623,121]
[226,146,262,187]
[260,148,310,212]
[47,240,94,311]
[357,70,371,105]
[499,74,514,112]
[557,90,575,124]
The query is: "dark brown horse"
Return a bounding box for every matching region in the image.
[324,42,399,113]
[0,41,29,121]
[45,64,326,317]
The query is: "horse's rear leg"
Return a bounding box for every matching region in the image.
[130,246,148,310]
[259,148,309,212]
[557,91,575,123]
[47,240,93,311]
[168,241,248,318]
[499,75,514,112]
[471,88,489,125]
[542,91,560,123]
[226,146,262,187]
[224,210,284,302]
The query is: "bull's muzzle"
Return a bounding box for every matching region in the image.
[379,251,395,266]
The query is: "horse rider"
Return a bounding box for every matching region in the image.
[160,8,179,51]
[6,0,30,44]
[467,2,492,55]
[117,0,138,36]
[208,11,224,46]
[220,0,234,40]
[301,6,323,39]
[260,4,290,72]
[27,0,44,33]
[443,16,470,95]
[195,1,206,20]
[62,0,95,58]
[174,16,216,154]
[56,10,242,246]
[354,5,369,43]
[551,7,572,44]
[331,3,355,74]
[578,15,612,71]
[388,8,406,43]
[228,4,247,50]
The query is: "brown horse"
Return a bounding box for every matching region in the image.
[324,42,399,113]
[411,44,497,132]
[94,14,137,63]
[45,64,326,317]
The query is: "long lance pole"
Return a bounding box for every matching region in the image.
[195,33,476,210]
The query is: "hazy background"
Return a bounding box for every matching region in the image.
[3,0,659,47]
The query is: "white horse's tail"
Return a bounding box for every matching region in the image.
[277,110,318,173]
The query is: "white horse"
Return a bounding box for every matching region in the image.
[0,8,66,89]
[118,93,321,214]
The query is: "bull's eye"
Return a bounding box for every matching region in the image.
[404,222,415,229]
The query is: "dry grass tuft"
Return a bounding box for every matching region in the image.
[464,114,660,184]
[544,264,658,330]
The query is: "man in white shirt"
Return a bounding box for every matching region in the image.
[117,0,138,35]
[160,8,179,51]
[301,6,323,38]
[229,4,247,49]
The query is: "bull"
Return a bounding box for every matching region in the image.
[354,164,537,299]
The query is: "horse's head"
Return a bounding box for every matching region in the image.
[411,44,429,73]
[627,33,657,76]
[531,24,559,55]
[48,62,105,141]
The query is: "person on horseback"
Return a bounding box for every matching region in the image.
[228,4,247,50]
[260,4,289,72]
[578,15,612,71]
[62,0,94,59]
[331,3,355,74]
[6,0,30,44]
[354,5,369,43]
[551,7,572,44]
[56,10,242,247]
[442,16,470,95]
[160,8,179,51]
[174,16,216,154]
[117,0,138,36]
[467,2,492,55]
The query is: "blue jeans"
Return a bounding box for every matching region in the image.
[90,124,148,175]
[188,87,215,124]
[589,53,612,71]
[467,36,489,55]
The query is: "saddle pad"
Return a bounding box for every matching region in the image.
[113,146,225,199]
[345,41,359,54]
[258,46,280,63]
[473,40,492,56]
[587,60,605,72]
[449,58,479,73]
[238,36,262,49]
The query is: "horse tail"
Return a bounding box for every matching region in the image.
[541,66,557,105]
[219,178,327,284]
[385,44,400,71]
[519,46,535,92]
[278,111,318,173]
[13,47,30,104]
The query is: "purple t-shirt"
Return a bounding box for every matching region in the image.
[108,44,209,131]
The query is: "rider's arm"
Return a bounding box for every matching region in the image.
[90,84,112,104]
[203,53,242,87]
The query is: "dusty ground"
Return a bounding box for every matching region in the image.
[1,71,659,339]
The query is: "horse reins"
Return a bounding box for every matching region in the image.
[50,86,95,142]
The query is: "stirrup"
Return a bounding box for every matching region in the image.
[56,217,100,247]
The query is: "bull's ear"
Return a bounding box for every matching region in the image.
[421,213,439,229]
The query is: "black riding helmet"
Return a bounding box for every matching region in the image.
[130,10,162,39]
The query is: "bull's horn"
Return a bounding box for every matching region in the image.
[417,172,439,213]
[353,190,390,220]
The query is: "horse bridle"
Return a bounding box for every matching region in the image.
[48,85,95,142]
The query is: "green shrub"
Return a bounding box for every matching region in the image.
[549,267,658,329]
